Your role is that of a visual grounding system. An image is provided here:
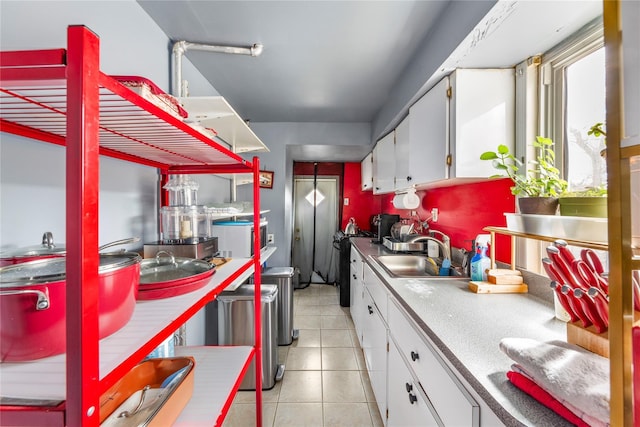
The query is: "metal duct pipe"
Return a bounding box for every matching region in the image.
[171,40,263,97]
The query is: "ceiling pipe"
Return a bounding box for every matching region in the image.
[171,40,263,97]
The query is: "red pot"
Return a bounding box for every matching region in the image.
[0,232,66,267]
[0,252,141,362]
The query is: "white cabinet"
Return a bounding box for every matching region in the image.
[387,339,440,427]
[350,247,365,344]
[373,131,396,194]
[389,300,479,426]
[361,286,388,424]
[394,115,411,190]
[361,152,374,191]
[407,76,450,185]
[449,68,515,178]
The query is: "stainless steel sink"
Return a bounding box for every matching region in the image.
[371,255,467,279]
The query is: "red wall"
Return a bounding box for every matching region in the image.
[340,162,516,263]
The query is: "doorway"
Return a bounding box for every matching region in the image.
[292,175,339,286]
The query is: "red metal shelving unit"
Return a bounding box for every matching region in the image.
[0,25,263,426]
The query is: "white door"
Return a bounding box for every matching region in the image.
[292,177,338,285]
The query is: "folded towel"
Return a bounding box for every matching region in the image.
[499,337,609,424]
[511,364,609,427]
[507,370,591,427]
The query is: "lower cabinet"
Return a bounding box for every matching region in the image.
[361,287,388,423]
[388,338,441,427]
[389,300,480,426]
[350,248,364,345]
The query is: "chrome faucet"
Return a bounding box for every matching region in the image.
[404,231,451,261]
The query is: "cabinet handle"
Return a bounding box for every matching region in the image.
[408,393,418,404]
[405,382,413,393]
[367,305,374,315]
[410,351,419,361]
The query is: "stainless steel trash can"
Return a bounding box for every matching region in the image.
[262,267,298,346]
[217,284,284,390]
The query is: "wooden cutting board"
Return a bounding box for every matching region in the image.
[468,281,528,294]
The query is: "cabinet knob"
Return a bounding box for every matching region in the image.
[352,274,357,280]
[405,382,413,393]
[408,393,418,404]
[410,351,419,362]
[367,305,374,315]
[407,176,412,182]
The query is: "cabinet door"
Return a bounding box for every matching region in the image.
[361,152,374,191]
[389,300,479,426]
[350,249,364,343]
[373,131,396,194]
[363,264,388,322]
[361,288,388,424]
[387,339,440,427]
[450,68,515,178]
[408,77,449,184]
[394,115,411,190]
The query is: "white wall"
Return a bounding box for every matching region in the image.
[0,0,229,345]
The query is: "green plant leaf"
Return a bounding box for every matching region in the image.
[497,144,510,155]
[480,152,499,160]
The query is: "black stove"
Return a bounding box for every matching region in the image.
[333,230,375,307]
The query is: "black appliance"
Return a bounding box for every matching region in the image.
[333,229,375,307]
[376,214,400,243]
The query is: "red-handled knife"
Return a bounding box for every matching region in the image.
[572,287,606,332]
[549,280,579,322]
[554,239,576,265]
[560,284,592,328]
[587,286,609,329]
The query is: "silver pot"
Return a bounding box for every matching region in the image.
[344,217,358,235]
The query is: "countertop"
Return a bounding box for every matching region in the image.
[351,237,572,427]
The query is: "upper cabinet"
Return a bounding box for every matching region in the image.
[373,131,395,194]
[393,115,411,190]
[370,68,515,193]
[448,69,515,178]
[361,152,374,191]
[408,76,450,186]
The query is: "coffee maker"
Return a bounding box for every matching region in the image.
[375,214,400,243]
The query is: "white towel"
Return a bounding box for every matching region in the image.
[499,337,609,425]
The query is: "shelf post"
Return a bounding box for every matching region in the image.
[65,25,101,426]
[252,156,263,426]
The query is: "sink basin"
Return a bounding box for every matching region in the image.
[371,255,467,279]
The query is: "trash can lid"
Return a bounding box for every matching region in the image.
[261,266,294,277]
[218,284,278,302]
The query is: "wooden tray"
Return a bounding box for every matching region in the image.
[468,280,528,294]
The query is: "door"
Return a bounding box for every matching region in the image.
[292,177,338,284]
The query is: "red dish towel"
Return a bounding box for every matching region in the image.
[507,370,591,427]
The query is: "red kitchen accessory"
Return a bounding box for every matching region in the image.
[0,252,141,362]
[633,273,640,312]
[574,259,608,293]
[573,287,607,333]
[0,232,66,266]
[553,240,576,265]
[549,281,579,323]
[560,285,592,328]
[587,287,609,329]
[580,249,605,276]
[546,246,584,289]
[137,251,215,300]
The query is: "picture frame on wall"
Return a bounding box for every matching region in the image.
[259,170,274,189]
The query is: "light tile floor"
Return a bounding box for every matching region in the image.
[222,283,384,427]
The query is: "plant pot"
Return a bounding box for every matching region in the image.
[518,197,559,215]
[559,197,608,218]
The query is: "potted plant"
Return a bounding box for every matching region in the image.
[480,136,567,215]
[558,122,608,217]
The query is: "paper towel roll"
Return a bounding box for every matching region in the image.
[392,189,420,210]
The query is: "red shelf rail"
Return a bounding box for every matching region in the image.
[1,25,263,426]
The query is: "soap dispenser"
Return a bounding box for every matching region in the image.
[470,244,491,281]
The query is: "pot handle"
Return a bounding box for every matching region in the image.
[0,289,50,310]
[155,250,177,266]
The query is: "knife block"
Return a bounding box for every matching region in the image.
[566,310,640,358]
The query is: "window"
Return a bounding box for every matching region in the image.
[539,18,605,192]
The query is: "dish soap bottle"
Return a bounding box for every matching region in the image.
[470,244,490,281]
